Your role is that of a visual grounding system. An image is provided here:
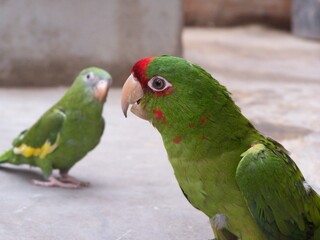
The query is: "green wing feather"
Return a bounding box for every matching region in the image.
[12,107,66,158]
[236,143,320,240]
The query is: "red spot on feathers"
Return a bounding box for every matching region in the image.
[153,109,166,124]
[188,123,195,128]
[173,137,181,144]
[153,109,163,120]
[200,117,207,125]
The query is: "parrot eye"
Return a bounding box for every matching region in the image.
[148,76,172,92]
[85,72,95,81]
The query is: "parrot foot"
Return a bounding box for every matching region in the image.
[32,176,81,189]
[58,173,90,187]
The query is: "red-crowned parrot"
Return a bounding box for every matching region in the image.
[121,55,320,239]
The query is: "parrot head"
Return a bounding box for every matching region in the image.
[75,67,112,103]
[121,55,237,134]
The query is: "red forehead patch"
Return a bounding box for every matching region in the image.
[131,57,155,87]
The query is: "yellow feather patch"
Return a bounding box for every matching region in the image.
[23,147,35,158]
[33,148,42,157]
[13,135,60,159]
[13,144,27,154]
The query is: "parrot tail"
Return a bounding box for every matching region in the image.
[0,149,13,164]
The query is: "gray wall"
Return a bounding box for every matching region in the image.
[292,0,320,40]
[184,0,291,29]
[0,0,183,86]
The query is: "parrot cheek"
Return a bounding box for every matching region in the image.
[130,103,149,121]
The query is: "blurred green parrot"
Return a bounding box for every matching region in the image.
[121,55,320,239]
[0,67,112,188]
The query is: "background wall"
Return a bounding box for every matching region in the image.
[184,0,291,29]
[0,0,183,86]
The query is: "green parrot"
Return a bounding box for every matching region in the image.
[121,55,320,239]
[0,67,112,188]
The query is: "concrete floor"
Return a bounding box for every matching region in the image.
[0,26,320,240]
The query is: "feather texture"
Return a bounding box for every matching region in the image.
[129,55,320,239]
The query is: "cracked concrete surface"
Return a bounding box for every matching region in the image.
[0,26,320,239]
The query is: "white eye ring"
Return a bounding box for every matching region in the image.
[147,76,172,92]
[85,72,95,80]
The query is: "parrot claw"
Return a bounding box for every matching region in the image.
[32,176,81,189]
[58,173,90,187]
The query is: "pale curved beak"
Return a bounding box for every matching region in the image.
[121,74,144,117]
[94,78,111,102]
